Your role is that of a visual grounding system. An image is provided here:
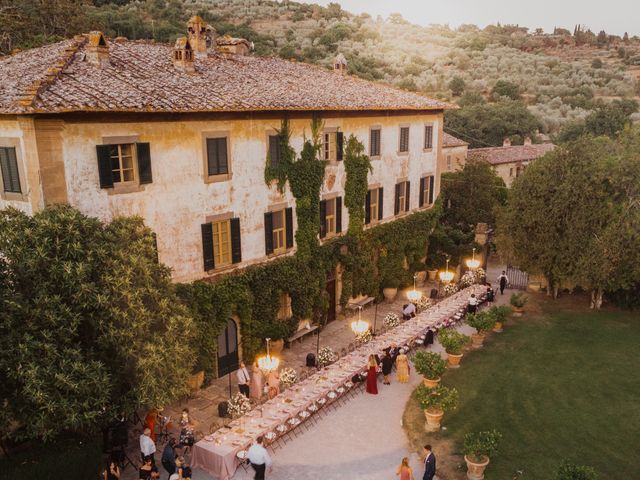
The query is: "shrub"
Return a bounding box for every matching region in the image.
[412,351,447,379]
[463,429,502,462]
[554,460,598,480]
[438,328,470,354]
[510,292,528,308]
[415,384,459,412]
[466,311,496,332]
[491,305,512,323]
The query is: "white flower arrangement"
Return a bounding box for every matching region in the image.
[417,296,434,313]
[442,283,460,297]
[383,312,400,328]
[279,367,298,388]
[460,268,487,288]
[355,329,372,344]
[318,346,337,366]
[227,392,251,418]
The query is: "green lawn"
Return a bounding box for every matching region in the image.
[405,296,640,479]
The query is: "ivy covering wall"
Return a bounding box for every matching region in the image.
[178,118,442,383]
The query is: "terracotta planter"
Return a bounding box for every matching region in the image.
[493,321,503,333]
[188,370,205,392]
[271,339,285,355]
[383,287,398,303]
[424,408,444,432]
[447,352,463,367]
[471,333,485,349]
[427,269,438,281]
[416,271,427,287]
[464,455,490,480]
[422,376,441,388]
[513,307,524,317]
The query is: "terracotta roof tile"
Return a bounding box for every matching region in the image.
[0,37,453,115]
[442,132,468,147]
[468,143,555,165]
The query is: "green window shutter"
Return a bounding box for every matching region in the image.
[285,207,294,249]
[419,177,425,207]
[335,196,342,233]
[269,135,280,167]
[264,212,274,255]
[230,217,242,264]
[336,132,344,161]
[319,200,327,239]
[96,144,114,189]
[0,147,21,193]
[394,183,400,215]
[136,143,152,184]
[405,181,411,211]
[365,190,371,225]
[429,176,435,204]
[201,223,214,271]
[378,187,384,220]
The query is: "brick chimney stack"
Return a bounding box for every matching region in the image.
[334,53,348,75]
[173,37,195,73]
[503,137,512,147]
[187,15,215,57]
[86,31,109,68]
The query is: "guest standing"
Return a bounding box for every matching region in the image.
[396,457,415,480]
[178,408,195,454]
[102,459,120,480]
[161,438,177,476]
[250,361,264,401]
[467,293,478,314]
[143,408,160,442]
[381,350,393,385]
[396,351,410,383]
[422,445,437,480]
[498,271,509,295]
[139,428,156,464]
[366,355,379,395]
[486,285,495,304]
[267,370,280,400]
[176,456,192,480]
[237,362,251,397]
[247,436,273,480]
[139,456,153,480]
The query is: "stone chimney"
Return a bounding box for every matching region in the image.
[86,31,109,67]
[173,37,195,73]
[523,136,532,145]
[334,53,348,75]
[503,137,512,147]
[187,15,215,56]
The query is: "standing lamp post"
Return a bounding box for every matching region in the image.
[257,337,280,373]
[350,306,370,335]
[466,248,480,270]
[407,273,422,303]
[439,257,454,283]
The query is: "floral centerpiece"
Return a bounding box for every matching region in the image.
[279,367,298,388]
[317,346,337,366]
[417,296,434,313]
[383,312,400,328]
[442,283,459,297]
[228,392,251,418]
[355,329,372,344]
[459,268,487,288]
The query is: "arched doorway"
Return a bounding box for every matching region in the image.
[217,318,239,377]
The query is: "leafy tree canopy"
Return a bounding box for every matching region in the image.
[491,79,521,100]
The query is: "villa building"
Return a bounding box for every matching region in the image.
[442,132,468,172]
[0,18,452,285]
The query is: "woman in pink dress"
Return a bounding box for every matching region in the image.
[267,370,280,399]
[366,355,378,395]
[396,457,415,480]
[250,361,264,401]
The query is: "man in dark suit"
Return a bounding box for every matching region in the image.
[423,444,436,480]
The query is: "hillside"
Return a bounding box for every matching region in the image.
[2,0,639,141]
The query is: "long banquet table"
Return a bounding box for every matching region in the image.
[192,285,486,480]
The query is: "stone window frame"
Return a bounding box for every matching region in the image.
[322,126,339,164]
[398,124,410,155]
[202,130,232,183]
[204,211,238,273]
[0,137,28,202]
[423,123,435,152]
[266,129,281,168]
[396,178,410,216]
[366,184,382,226]
[267,202,290,256]
[101,135,145,195]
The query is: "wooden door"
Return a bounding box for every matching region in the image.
[217,318,239,377]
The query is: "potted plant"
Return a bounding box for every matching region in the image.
[438,328,470,367]
[262,321,292,354]
[427,268,438,281]
[415,384,458,431]
[381,273,400,302]
[463,429,502,480]
[510,292,528,316]
[466,311,496,348]
[491,305,512,332]
[554,460,598,480]
[412,351,447,388]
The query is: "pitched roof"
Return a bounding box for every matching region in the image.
[442,132,468,147]
[0,35,452,115]
[468,143,555,165]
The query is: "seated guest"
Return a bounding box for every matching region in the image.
[467,293,478,314]
[402,302,416,320]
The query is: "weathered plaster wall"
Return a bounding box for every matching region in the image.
[492,162,524,187]
[442,145,468,172]
[52,112,442,282]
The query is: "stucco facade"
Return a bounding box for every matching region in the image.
[0,111,444,282]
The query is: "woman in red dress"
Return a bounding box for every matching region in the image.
[366,354,378,395]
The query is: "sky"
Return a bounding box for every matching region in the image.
[302,0,639,36]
